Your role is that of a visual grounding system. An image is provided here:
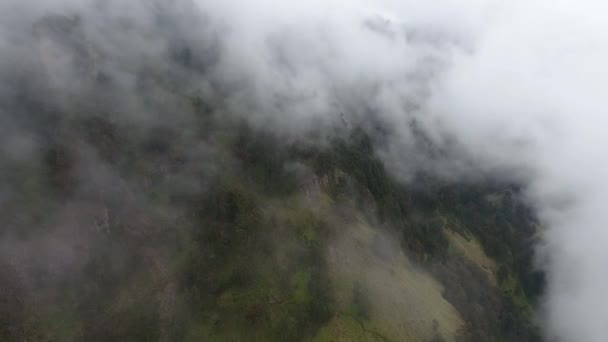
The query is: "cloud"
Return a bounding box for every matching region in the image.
[193,1,608,340]
[1,0,607,340]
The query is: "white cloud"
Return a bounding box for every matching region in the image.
[2,0,607,339]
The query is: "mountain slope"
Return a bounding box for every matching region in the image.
[1,110,543,341]
[0,13,544,342]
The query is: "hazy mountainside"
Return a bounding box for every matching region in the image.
[0,13,545,342]
[0,101,543,341]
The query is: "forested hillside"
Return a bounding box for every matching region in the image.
[0,13,545,342]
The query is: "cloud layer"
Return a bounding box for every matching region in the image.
[1,0,607,340]
[194,2,608,339]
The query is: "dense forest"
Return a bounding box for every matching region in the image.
[0,12,545,342]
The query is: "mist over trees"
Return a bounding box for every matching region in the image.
[0,0,605,341]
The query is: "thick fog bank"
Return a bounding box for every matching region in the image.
[1,0,607,340]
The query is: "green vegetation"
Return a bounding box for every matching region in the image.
[1,67,544,340]
[301,129,544,341]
